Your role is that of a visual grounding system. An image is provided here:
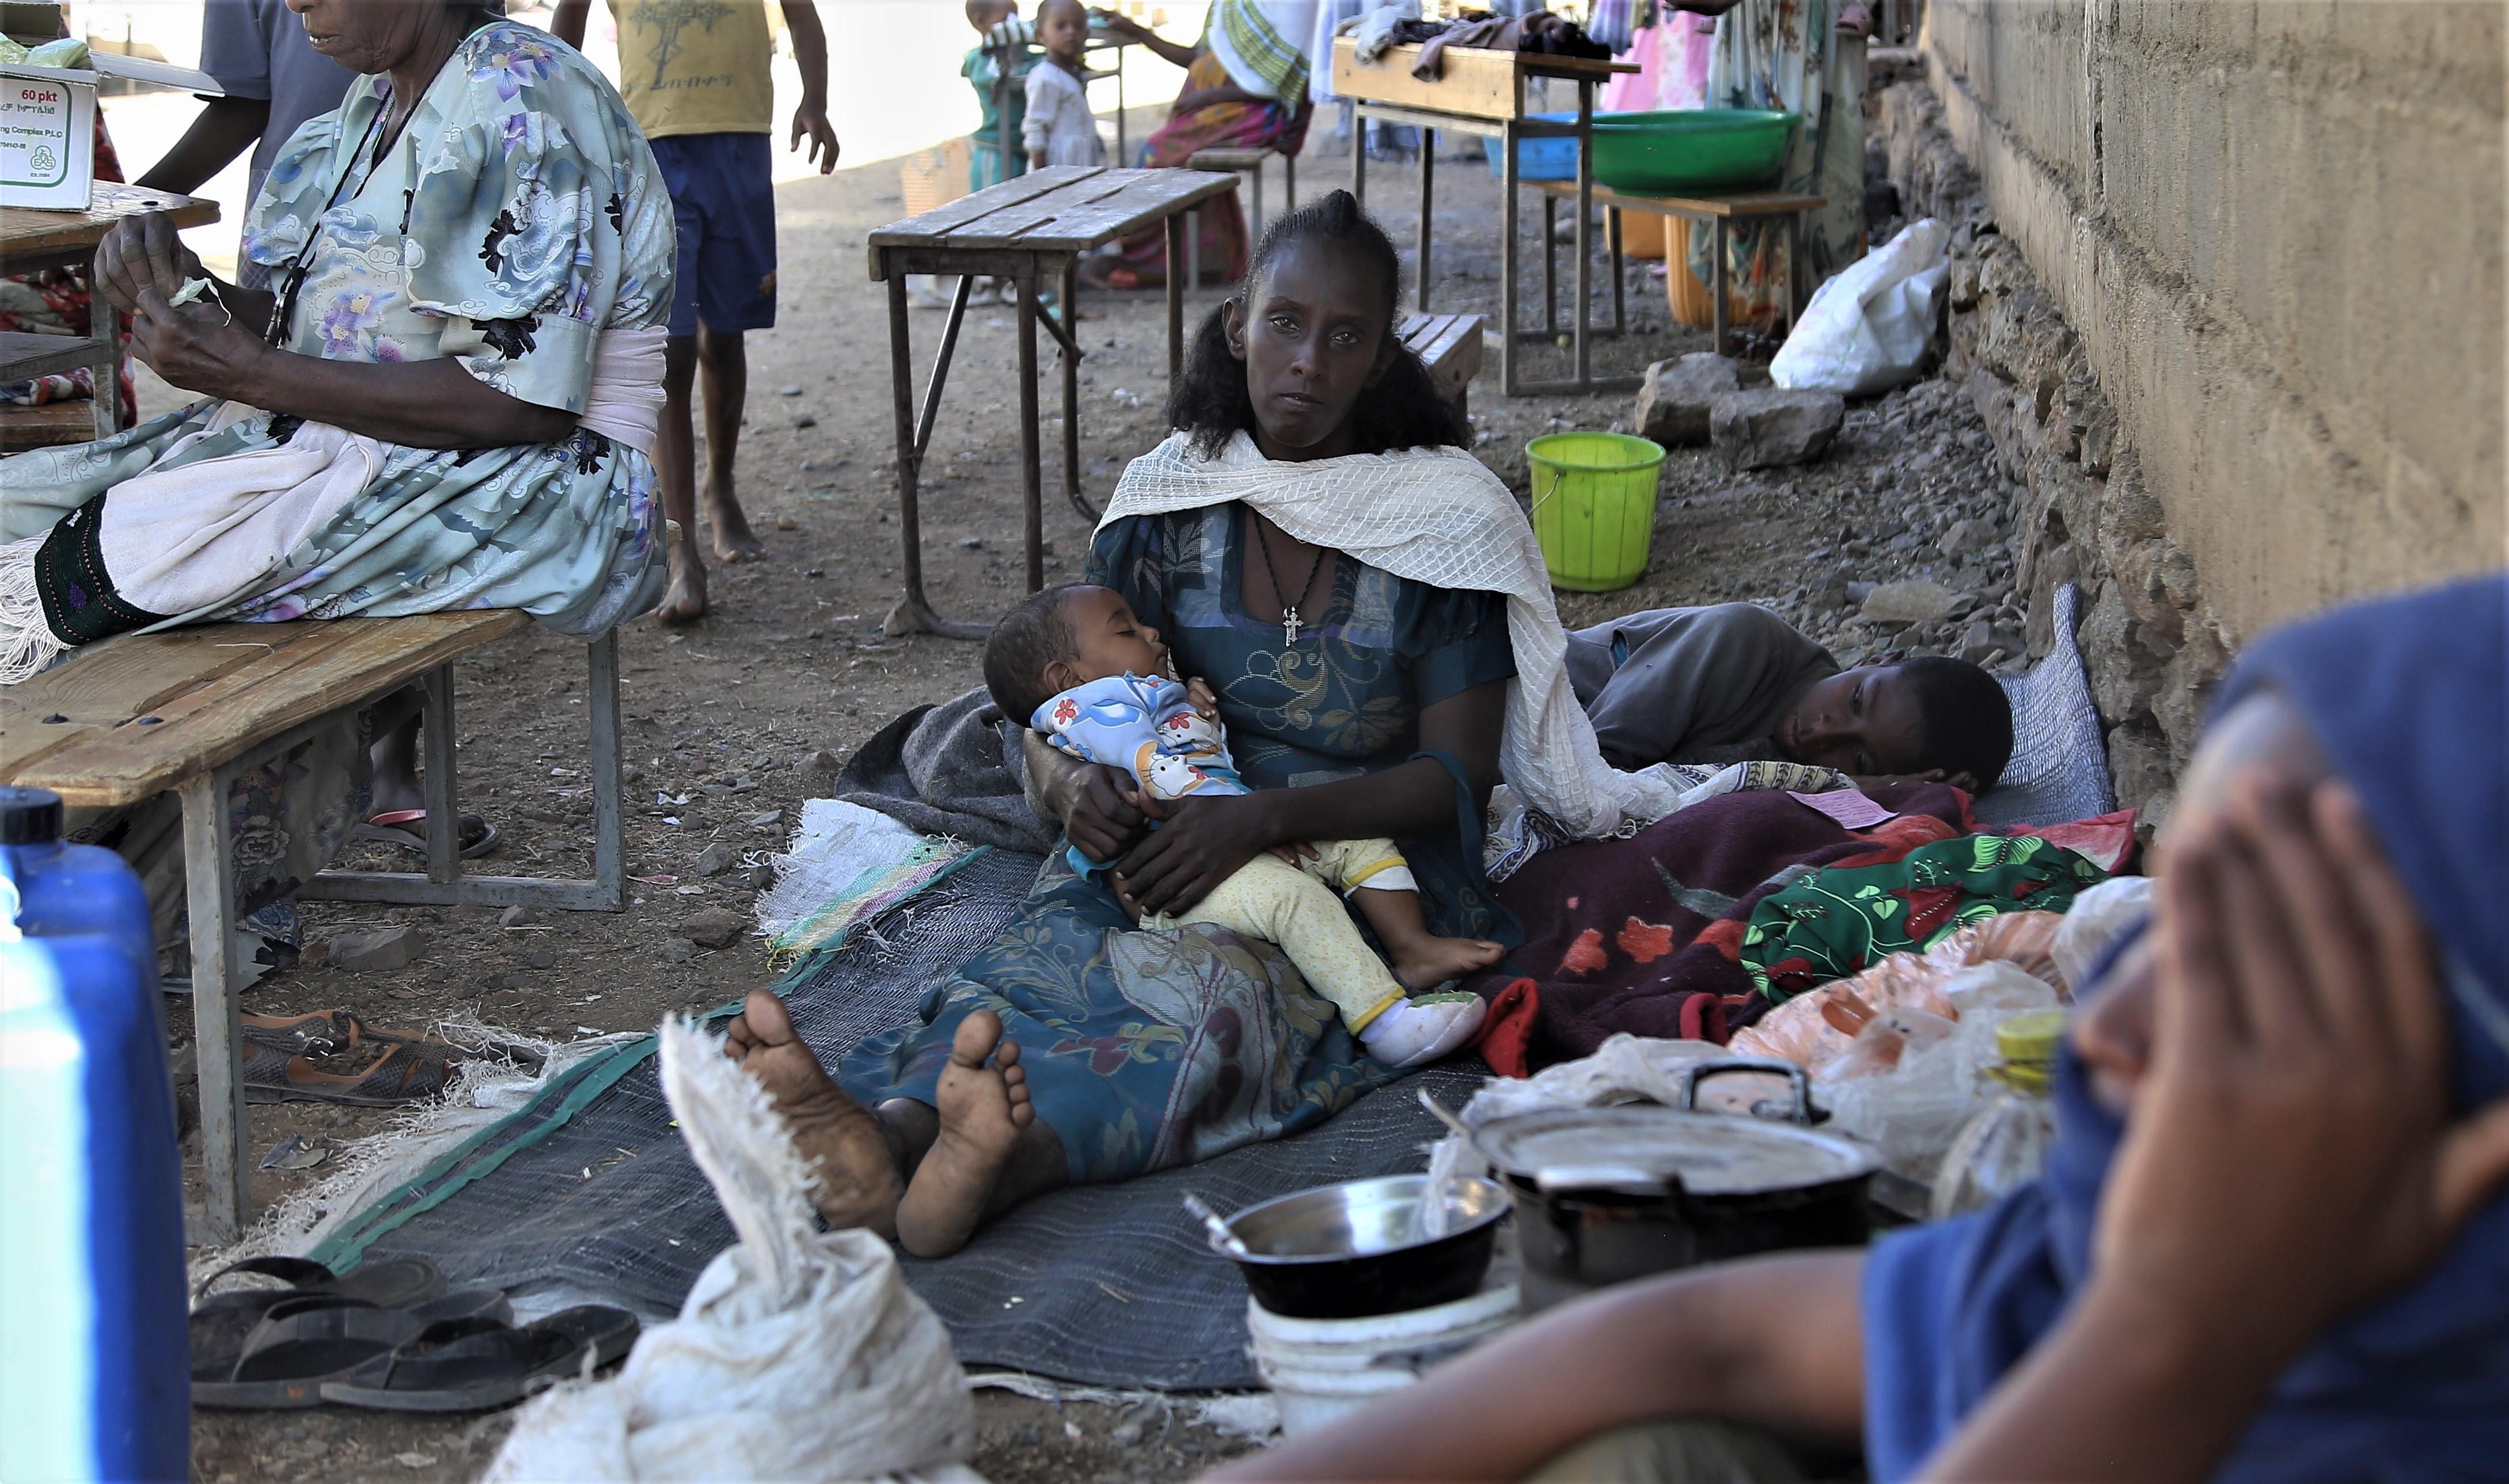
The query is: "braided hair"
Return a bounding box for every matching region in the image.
[1164,189,1469,458]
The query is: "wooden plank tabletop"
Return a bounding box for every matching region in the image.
[868,167,1238,259]
[0,611,529,807]
[1526,178,1828,218]
[0,182,220,264]
[0,328,112,381]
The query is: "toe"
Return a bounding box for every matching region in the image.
[949,1008,1005,1067]
[995,1038,1023,1071]
[743,989,798,1045]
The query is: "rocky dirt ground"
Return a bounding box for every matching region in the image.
[173,112,2021,1483]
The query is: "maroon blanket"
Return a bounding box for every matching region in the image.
[1474,783,1975,1072]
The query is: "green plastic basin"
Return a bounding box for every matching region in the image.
[1588,109,1797,195]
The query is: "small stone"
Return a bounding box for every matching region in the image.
[748,809,785,828]
[1861,579,1964,625]
[1937,517,1996,556]
[499,905,542,928]
[778,384,803,397]
[774,513,798,532]
[803,748,841,773]
[661,937,700,963]
[789,411,817,428]
[527,948,556,970]
[745,863,777,891]
[1709,389,1846,470]
[694,842,739,878]
[1960,619,2001,663]
[882,596,920,637]
[676,908,748,950]
[1631,352,1740,446]
[955,536,983,550]
[327,926,426,973]
[395,1454,438,1470]
[1846,580,1878,606]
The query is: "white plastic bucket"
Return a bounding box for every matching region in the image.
[1247,1280,1523,1436]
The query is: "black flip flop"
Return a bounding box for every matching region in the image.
[193,1288,510,1410]
[319,1305,641,1413]
[189,1255,446,1382]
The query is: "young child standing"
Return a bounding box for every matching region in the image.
[552,0,839,624]
[1023,0,1108,170]
[985,583,1500,1069]
[917,0,1039,309]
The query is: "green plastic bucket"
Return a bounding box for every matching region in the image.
[1527,432,1667,593]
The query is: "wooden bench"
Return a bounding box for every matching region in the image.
[0,399,101,453]
[1399,310,1485,423]
[0,613,625,1241]
[1186,144,1297,234]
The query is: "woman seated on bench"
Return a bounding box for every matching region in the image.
[1220,572,2509,1483]
[0,0,669,975]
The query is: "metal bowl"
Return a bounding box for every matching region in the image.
[1213,1175,1511,1320]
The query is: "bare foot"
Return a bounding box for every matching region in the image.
[894,1009,1034,1258]
[655,551,707,624]
[705,491,766,563]
[1391,935,1506,992]
[722,990,903,1238]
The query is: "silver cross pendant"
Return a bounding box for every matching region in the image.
[1282,606,1303,648]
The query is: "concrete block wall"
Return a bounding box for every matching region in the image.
[1883,1,2504,826]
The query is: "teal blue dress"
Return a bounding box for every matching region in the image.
[839,505,1519,1182]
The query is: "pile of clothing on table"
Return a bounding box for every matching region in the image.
[1335,3,1616,79]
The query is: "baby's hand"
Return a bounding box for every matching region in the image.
[1186,677,1220,721]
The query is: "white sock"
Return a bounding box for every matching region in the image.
[1357,992,1486,1069]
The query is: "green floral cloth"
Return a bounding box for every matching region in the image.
[1739,833,2111,1001]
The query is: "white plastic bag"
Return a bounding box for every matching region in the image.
[485,1020,977,1483]
[1816,962,2060,1186]
[1770,218,1951,396]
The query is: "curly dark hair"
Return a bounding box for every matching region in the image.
[1164,189,1469,458]
[981,583,1092,726]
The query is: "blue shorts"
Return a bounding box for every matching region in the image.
[649,132,778,337]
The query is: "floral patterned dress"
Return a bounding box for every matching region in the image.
[838,506,1519,1184]
[1,23,673,984]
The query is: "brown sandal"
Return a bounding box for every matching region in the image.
[243,1042,464,1107]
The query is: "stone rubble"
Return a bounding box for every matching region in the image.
[1633,352,1740,446]
[1709,388,1846,469]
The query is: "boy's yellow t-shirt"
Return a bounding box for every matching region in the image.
[612,0,776,139]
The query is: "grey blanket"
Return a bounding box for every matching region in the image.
[836,686,1059,852]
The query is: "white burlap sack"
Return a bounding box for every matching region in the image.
[485,1020,976,1483]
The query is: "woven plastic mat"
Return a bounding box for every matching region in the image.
[317,845,1484,1390]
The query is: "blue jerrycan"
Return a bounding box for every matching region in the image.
[0,786,188,1483]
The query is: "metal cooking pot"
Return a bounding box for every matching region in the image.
[1474,1060,1881,1312]
[1206,1174,1512,1320]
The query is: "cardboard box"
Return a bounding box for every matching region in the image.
[1,51,217,211]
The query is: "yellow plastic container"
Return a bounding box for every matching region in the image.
[1527,432,1668,593]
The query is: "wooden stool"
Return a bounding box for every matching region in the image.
[1185,145,1297,289]
[0,612,627,1240]
[1399,310,1485,423]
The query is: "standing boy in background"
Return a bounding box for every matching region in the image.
[553,0,840,624]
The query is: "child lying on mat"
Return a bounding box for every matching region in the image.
[984,583,1500,1068]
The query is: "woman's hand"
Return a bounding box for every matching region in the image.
[1114,791,1278,917]
[1066,763,1159,865]
[95,210,206,316]
[2093,773,2509,1364]
[129,287,271,398]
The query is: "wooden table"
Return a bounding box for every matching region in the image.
[0,182,219,443]
[1528,179,1827,358]
[867,165,1238,639]
[0,614,626,1240]
[1333,37,1637,397]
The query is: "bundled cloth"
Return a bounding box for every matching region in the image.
[833,686,1055,854]
[485,1019,977,1482]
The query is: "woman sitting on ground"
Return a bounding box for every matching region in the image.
[0,0,669,974]
[1219,572,2509,1483]
[1083,1,1316,289]
[722,190,1677,1257]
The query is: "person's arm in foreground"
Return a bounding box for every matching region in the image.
[548,0,594,50]
[134,95,272,195]
[97,212,575,450]
[1218,1250,1866,1482]
[1114,679,1509,916]
[1922,775,2509,1481]
[779,0,839,173]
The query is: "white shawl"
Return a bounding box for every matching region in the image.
[1100,432,1682,838]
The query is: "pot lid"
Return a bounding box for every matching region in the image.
[1474,1105,1880,1196]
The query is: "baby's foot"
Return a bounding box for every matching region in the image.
[1357,992,1487,1069]
[1391,934,1506,992]
[895,1009,1034,1258]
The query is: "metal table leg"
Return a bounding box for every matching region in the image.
[1607,205,1625,335]
[1500,119,1519,396]
[1785,210,1802,336]
[1187,207,1201,293]
[885,260,987,640]
[1542,193,1558,335]
[1711,216,1731,357]
[1284,149,1295,212]
[586,631,624,904]
[419,662,458,887]
[1352,122,1365,208]
[1417,132,1434,312]
[181,768,247,1243]
[1060,256,1084,519]
[88,243,119,442]
[1166,212,1187,393]
[1016,264,1044,594]
[1573,81,1592,389]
